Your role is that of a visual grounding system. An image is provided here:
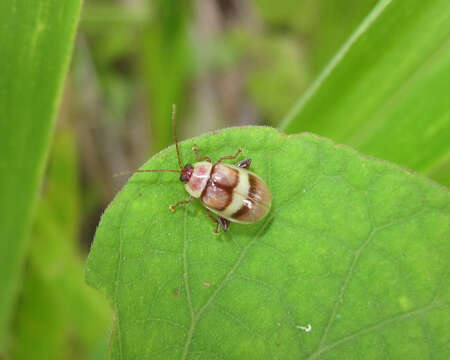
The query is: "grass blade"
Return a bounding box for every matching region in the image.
[280,0,450,185]
[0,0,83,351]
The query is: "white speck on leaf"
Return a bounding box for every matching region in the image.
[296,324,312,333]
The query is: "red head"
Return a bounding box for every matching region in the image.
[180,164,193,182]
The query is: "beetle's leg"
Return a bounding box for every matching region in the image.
[192,144,211,162]
[218,216,230,231]
[205,209,230,234]
[236,158,251,169]
[214,222,221,235]
[217,148,242,163]
[169,196,195,212]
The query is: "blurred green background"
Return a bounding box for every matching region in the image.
[1,0,448,359]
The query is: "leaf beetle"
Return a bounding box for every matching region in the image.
[128,105,271,234]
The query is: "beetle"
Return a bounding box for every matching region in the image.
[130,105,271,234]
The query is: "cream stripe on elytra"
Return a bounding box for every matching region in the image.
[221,168,250,217]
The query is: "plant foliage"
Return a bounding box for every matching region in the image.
[87,127,449,359]
[0,0,83,351]
[281,0,450,186]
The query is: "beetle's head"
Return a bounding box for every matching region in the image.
[179,164,194,182]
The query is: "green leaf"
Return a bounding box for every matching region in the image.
[86,127,449,359]
[280,0,450,185]
[0,0,82,351]
[11,129,112,360]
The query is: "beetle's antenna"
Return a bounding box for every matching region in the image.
[113,105,184,179]
[172,104,184,169]
[113,169,181,178]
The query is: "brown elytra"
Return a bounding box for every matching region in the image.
[185,162,271,224]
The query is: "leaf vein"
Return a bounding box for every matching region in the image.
[317,209,428,350]
[308,302,446,359]
[181,207,195,359]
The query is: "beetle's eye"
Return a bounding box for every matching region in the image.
[179,174,187,182]
[185,163,193,169]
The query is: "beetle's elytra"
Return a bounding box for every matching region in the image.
[182,160,271,225]
[131,105,271,234]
